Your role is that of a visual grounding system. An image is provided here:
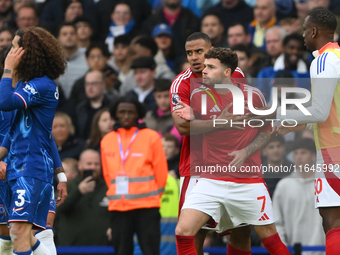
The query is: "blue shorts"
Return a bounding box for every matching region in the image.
[7,177,52,230]
[0,181,9,224]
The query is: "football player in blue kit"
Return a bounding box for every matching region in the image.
[0,27,67,255]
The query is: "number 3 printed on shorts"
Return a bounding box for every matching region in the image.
[15,189,26,207]
[257,196,266,212]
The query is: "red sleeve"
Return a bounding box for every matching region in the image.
[231,67,247,84]
[170,77,190,112]
[250,87,271,133]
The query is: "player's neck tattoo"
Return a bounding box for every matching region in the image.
[2,69,11,78]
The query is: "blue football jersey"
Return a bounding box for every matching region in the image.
[0,110,13,145]
[0,76,59,183]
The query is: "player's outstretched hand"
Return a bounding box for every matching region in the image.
[277,123,306,136]
[174,101,195,121]
[56,182,68,207]
[4,47,25,71]
[228,149,247,170]
[0,161,7,181]
[217,103,245,130]
[78,176,96,194]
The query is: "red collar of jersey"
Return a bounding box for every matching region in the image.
[313,42,340,57]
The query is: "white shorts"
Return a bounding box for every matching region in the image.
[181,178,275,233]
[315,150,340,208]
[179,176,225,233]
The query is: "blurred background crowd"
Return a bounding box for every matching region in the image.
[0,0,336,254]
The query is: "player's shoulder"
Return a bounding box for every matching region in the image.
[170,68,195,93]
[312,50,340,73]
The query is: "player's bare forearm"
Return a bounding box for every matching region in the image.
[54,166,65,175]
[0,147,8,161]
[244,130,270,157]
[1,69,12,79]
[172,112,216,135]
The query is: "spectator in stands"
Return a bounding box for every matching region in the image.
[0,27,13,46]
[126,56,157,111]
[107,34,130,74]
[61,158,79,183]
[57,149,110,246]
[105,2,137,53]
[144,78,178,134]
[279,17,302,35]
[201,11,227,47]
[91,0,151,42]
[161,134,180,179]
[14,4,38,30]
[58,22,88,99]
[249,0,278,49]
[101,96,168,255]
[142,0,200,60]
[252,25,287,76]
[256,33,310,102]
[86,108,114,151]
[262,134,293,197]
[273,138,325,251]
[74,15,92,53]
[120,35,175,95]
[152,23,178,71]
[231,44,254,84]
[206,0,253,36]
[52,112,85,160]
[75,70,112,140]
[69,43,113,106]
[40,0,90,36]
[0,0,15,30]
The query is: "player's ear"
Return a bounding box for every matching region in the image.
[311,26,317,38]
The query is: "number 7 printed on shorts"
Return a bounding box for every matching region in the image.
[257,196,266,213]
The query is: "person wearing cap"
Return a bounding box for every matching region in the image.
[272,138,325,254]
[152,23,177,71]
[126,56,157,112]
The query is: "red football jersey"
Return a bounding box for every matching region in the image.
[191,83,270,183]
[170,67,246,177]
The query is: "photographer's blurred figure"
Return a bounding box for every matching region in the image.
[56,149,110,247]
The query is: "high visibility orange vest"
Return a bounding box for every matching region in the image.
[101,126,168,211]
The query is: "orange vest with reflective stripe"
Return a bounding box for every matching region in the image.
[101,126,168,211]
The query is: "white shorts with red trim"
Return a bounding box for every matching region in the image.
[181,178,275,233]
[315,150,340,208]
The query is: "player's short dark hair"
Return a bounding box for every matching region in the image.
[134,35,158,57]
[109,96,146,121]
[308,8,337,32]
[273,70,295,86]
[186,32,212,46]
[228,21,249,35]
[293,138,316,153]
[154,79,172,92]
[16,27,67,81]
[202,11,223,26]
[231,44,251,59]
[162,133,179,148]
[58,22,76,37]
[114,34,130,47]
[204,48,238,74]
[85,43,111,58]
[73,15,91,26]
[283,33,304,47]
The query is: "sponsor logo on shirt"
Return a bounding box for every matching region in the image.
[131,153,143,157]
[23,84,38,95]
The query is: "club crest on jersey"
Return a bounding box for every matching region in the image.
[172,93,180,105]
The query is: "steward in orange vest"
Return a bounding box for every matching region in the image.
[101,96,168,255]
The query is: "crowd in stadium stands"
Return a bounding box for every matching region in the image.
[2,0,339,254]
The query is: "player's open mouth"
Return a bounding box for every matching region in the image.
[193,63,201,69]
